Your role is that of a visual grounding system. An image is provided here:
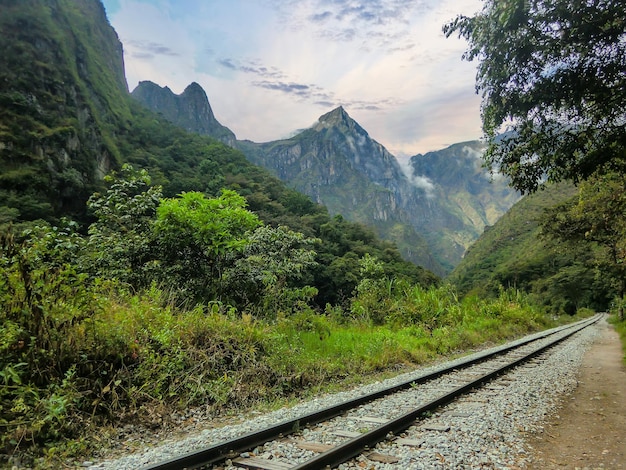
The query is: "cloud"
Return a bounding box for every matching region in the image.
[253,81,311,95]
[216,55,405,112]
[410,174,436,197]
[318,28,357,42]
[314,0,420,26]
[271,0,432,53]
[309,11,332,22]
[461,145,484,161]
[397,157,437,197]
[126,40,180,59]
[314,100,335,107]
[217,58,285,80]
[348,97,405,110]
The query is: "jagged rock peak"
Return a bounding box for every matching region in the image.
[181,81,208,99]
[132,80,213,115]
[319,106,349,123]
[131,80,236,146]
[314,106,367,135]
[136,79,167,91]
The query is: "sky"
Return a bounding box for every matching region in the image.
[101,0,485,158]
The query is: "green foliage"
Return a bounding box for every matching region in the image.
[313,215,439,306]
[83,164,162,286]
[542,172,626,319]
[0,228,103,451]
[0,0,132,223]
[608,314,626,364]
[445,0,626,193]
[349,254,389,325]
[1,218,567,467]
[224,225,320,318]
[154,189,261,303]
[448,183,612,314]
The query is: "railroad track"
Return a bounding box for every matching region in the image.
[144,315,601,470]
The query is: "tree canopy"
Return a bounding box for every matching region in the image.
[445,0,626,193]
[542,172,626,319]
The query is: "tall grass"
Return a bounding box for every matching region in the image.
[1,261,582,467]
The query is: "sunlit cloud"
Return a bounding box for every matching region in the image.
[102,0,484,155]
[125,40,180,59]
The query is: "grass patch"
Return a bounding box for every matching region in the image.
[1,269,589,468]
[608,313,626,365]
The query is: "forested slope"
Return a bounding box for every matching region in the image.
[448,183,612,313]
[0,1,596,466]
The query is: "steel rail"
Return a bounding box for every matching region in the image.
[291,314,600,469]
[143,315,600,470]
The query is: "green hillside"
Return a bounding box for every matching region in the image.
[0,0,437,306]
[0,0,131,221]
[448,183,613,313]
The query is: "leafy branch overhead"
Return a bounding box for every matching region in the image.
[445,0,626,193]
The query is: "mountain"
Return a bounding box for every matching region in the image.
[0,0,132,221]
[237,106,444,273]
[132,80,521,274]
[447,182,611,313]
[407,142,520,269]
[131,80,236,147]
[237,108,519,274]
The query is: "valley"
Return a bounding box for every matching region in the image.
[0,1,624,468]
[132,81,520,275]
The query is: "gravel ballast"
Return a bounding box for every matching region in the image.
[87,318,601,470]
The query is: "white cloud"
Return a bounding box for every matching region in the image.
[411,174,436,197]
[103,0,484,154]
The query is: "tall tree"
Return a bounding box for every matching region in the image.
[445,0,626,193]
[84,165,162,287]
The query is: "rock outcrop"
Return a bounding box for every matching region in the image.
[0,0,132,220]
[131,81,236,147]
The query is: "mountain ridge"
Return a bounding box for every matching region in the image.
[130,84,519,275]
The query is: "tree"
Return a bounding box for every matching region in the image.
[83,164,162,286]
[223,225,320,317]
[541,172,626,319]
[445,0,626,193]
[153,190,261,302]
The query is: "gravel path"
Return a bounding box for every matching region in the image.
[87,319,600,470]
[528,317,625,468]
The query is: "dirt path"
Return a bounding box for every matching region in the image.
[527,318,626,469]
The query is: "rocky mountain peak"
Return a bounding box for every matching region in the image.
[182,81,205,96]
[131,81,236,147]
[319,106,349,123]
[313,106,366,135]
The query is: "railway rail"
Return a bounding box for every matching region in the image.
[143,315,601,470]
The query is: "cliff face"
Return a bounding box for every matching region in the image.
[408,142,520,269]
[0,0,131,221]
[238,106,446,273]
[131,81,237,147]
